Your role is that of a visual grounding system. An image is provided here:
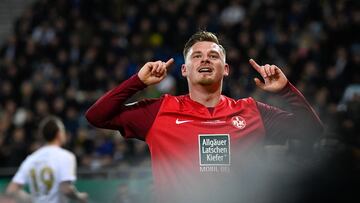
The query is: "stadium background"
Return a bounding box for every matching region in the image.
[0,0,358,202]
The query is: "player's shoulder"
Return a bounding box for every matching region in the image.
[49,148,76,166]
[18,147,45,167]
[223,95,256,105]
[163,94,189,102]
[157,94,190,113]
[18,154,33,168]
[239,96,256,104]
[43,146,75,160]
[162,93,177,99]
[57,147,76,159]
[162,94,192,107]
[161,94,183,105]
[25,146,45,160]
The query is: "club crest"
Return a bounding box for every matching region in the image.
[231,116,246,129]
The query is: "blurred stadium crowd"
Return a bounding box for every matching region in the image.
[0,0,358,177]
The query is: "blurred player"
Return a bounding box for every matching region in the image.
[86,31,323,202]
[6,116,88,203]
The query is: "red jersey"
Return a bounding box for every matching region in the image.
[148,94,264,185]
[85,74,323,202]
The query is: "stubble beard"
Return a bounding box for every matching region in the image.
[198,77,214,86]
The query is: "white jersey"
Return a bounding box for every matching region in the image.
[12,145,77,203]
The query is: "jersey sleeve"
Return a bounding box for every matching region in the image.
[257,82,324,144]
[85,74,163,140]
[12,157,30,185]
[58,152,77,182]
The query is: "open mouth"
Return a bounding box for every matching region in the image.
[198,67,213,73]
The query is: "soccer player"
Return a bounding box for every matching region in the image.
[6,116,88,203]
[85,31,323,202]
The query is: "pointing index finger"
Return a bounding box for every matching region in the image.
[249,59,262,73]
[165,58,175,69]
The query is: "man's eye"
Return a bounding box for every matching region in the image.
[210,55,218,59]
[193,55,201,58]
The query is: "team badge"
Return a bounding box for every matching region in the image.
[231,116,246,129]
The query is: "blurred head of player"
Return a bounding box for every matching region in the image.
[182,31,229,88]
[39,116,67,146]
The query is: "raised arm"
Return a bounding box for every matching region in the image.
[85,58,174,139]
[249,59,324,143]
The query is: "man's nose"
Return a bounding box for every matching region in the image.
[201,56,210,63]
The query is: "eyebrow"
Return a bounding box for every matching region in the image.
[190,50,221,56]
[191,51,202,55]
[208,50,220,55]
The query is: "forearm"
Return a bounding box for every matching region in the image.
[5,182,31,203]
[278,82,324,134]
[258,82,324,144]
[63,187,82,200]
[85,74,147,129]
[60,182,87,202]
[85,73,163,139]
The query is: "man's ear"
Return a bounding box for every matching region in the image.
[181,64,187,77]
[224,63,229,76]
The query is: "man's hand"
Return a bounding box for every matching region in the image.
[249,59,288,93]
[60,182,88,203]
[5,182,31,203]
[138,58,174,86]
[77,192,88,203]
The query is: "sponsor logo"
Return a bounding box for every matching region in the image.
[231,116,246,129]
[198,134,230,166]
[175,118,193,125]
[200,165,230,173]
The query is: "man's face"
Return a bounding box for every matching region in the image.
[182,41,229,86]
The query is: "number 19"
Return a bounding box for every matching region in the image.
[30,167,54,195]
